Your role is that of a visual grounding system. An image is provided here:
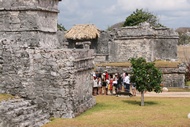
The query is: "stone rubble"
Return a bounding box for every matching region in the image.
[0,98,50,127]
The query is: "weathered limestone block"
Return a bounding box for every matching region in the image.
[153,39,178,61]
[57,31,68,48]
[0,0,59,11]
[0,98,50,127]
[0,32,60,49]
[162,74,185,87]
[0,0,95,120]
[113,23,178,39]
[109,39,153,62]
[1,49,95,118]
[96,31,111,54]
[0,10,58,32]
[95,23,179,63]
[108,26,178,62]
[96,65,185,88]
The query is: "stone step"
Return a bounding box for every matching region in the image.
[6,105,38,117]
[0,99,32,113]
[0,98,50,127]
[34,112,50,123]
[19,120,34,127]
[18,112,50,127]
[11,110,42,123]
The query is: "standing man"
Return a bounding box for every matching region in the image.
[123,72,130,92]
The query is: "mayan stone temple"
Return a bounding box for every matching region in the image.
[0,0,95,126]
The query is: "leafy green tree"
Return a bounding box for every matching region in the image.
[178,32,190,45]
[123,9,163,27]
[57,23,67,31]
[130,57,162,106]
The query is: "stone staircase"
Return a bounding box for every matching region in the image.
[0,98,50,127]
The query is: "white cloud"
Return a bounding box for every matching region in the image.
[116,0,190,11]
[58,0,190,30]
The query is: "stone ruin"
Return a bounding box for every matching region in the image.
[0,0,95,126]
[94,23,186,88]
[63,22,186,88]
[0,0,187,126]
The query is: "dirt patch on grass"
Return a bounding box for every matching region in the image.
[0,94,14,102]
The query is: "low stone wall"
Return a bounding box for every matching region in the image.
[95,65,186,88]
[0,48,95,118]
[162,74,185,87]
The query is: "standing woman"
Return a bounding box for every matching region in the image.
[93,75,98,96]
[117,73,122,92]
[109,74,114,95]
[102,73,107,95]
[113,73,118,94]
[97,77,102,95]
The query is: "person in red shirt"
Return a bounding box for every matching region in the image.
[105,70,109,80]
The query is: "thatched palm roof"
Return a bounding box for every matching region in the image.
[65,24,100,40]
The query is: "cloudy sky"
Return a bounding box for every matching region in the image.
[58,0,190,30]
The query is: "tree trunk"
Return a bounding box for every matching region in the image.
[141,91,144,106]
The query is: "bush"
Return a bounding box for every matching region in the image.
[185,63,190,81]
[123,9,164,27]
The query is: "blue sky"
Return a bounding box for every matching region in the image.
[58,0,190,30]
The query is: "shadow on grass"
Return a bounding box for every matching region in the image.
[122,100,158,106]
[85,102,110,112]
[80,102,110,116]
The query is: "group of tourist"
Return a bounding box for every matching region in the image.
[92,70,136,96]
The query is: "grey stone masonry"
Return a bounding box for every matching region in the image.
[95,65,186,88]
[0,48,95,118]
[0,0,60,50]
[0,98,50,127]
[0,0,60,32]
[0,0,95,124]
[108,24,178,62]
[95,23,179,63]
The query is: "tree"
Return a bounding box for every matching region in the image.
[123,9,164,27]
[130,57,162,106]
[57,23,67,31]
[178,32,190,45]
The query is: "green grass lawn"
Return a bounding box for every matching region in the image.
[43,95,190,127]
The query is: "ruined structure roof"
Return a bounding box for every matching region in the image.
[108,21,125,31]
[65,24,100,40]
[175,27,190,33]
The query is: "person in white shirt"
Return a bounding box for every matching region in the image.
[93,75,98,96]
[123,72,130,92]
[97,77,102,95]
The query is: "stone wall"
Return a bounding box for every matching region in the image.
[0,0,95,122]
[94,23,178,63]
[109,25,178,62]
[95,65,186,88]
[0,98,50,127]
[0,47,95,118]
[0,0,59,32]
[93,23,185,87]
[0,0,60,11]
